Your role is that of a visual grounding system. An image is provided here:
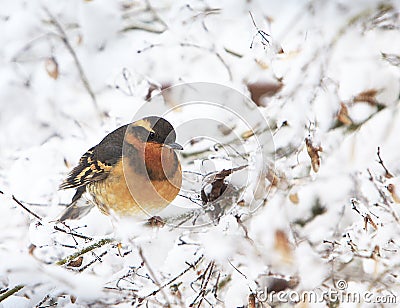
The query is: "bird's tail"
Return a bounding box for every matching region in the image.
[57,200,95,221]
[57,186,94,221]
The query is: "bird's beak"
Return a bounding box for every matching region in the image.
[166,142,183,150]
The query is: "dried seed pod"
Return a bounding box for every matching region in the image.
[45,57,59,80]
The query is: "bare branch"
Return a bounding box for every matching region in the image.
[138,247,170,305]
[376,147,394,178]
[12,195,42,221]
[0,285,24,303]
[139,255,204,302]
[43,7,105,118]
[56,238,114,266]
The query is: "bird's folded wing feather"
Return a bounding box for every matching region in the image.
[59,125,128,189]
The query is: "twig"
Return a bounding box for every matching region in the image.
[249,11,270,49]
[234,214,255,245]
[180,43,232,81]
[139,255,204,302]
[367,169,400,223]
[190,261,215,307]
[212,272,222,302]
[377,147,393,178]
[145,0,168,29]
[138,247,170,305]
[43,7,104,118]
[35,294,51,307]
[54,224,93,241]
[0,285,24,302]
[78,250,108,272]
[228,260,247,279]
[12,195,42,221]
[56,238,114,266]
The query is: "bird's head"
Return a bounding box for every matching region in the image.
[125,116,183,151]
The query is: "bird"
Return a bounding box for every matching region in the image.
[58,116,183,221]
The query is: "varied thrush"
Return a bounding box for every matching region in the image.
[59,116,183,220]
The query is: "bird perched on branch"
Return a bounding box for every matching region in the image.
[58,116,183,221]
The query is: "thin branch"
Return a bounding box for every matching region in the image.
[56,238,114,266]
[0,285,24,302]
[367,169,400,223]
[139,255,204,302]
[228,260,247,280]
[234,214,255,245]
[138,247,170,305]
[249,11,270,49]
[377,147,394,178]
[43,7,105,118]
[35,294,51,308]
[12,195,42,221]
[190,261,215,307]
[78,250,108,272]
[54,224,93,241]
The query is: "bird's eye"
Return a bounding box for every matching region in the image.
[149,132,155,140]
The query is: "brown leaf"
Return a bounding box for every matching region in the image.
[305,138,322,173]
[353,89,380,106]
[201,166,247,204]
[387,184,400,203]
[274,230,292,263]
[248,293,256,308]
[67,256,83,268]
[266,167,279,187]
[241,129,255,139]
[237,199,245,206]
[146,216,165,227]
[254,58,269,69]
[337,102,353,125]
[45,57,59,80]
[28,244,36,256]
[289,193,299,204]
[247,81,283,106]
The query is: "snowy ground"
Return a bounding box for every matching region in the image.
[1,0,400,307]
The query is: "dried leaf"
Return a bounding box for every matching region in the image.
[67,256,83,268]
[146,216,165,227]
[45,57,59,80]
[266,168,279,187]
[248,293,256,308]
[237,199,245,206]
[387,184,400,203]
[201,166,247,204]
[247,81,283,106]
[274,230,292,263]
[289,193,299,204]
[353,89,380,106]
[337,102,353,125]
[28,244,36,256]
[254,58,269,69]
[241,129,255,139]
[305,138,322,173]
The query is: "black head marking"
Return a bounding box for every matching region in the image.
[129,116,177,145]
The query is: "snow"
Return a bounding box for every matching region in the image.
[2,0,400,307]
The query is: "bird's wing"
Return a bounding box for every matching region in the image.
[59,125,128,190]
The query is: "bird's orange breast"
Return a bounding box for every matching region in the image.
[88,147,182,216]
